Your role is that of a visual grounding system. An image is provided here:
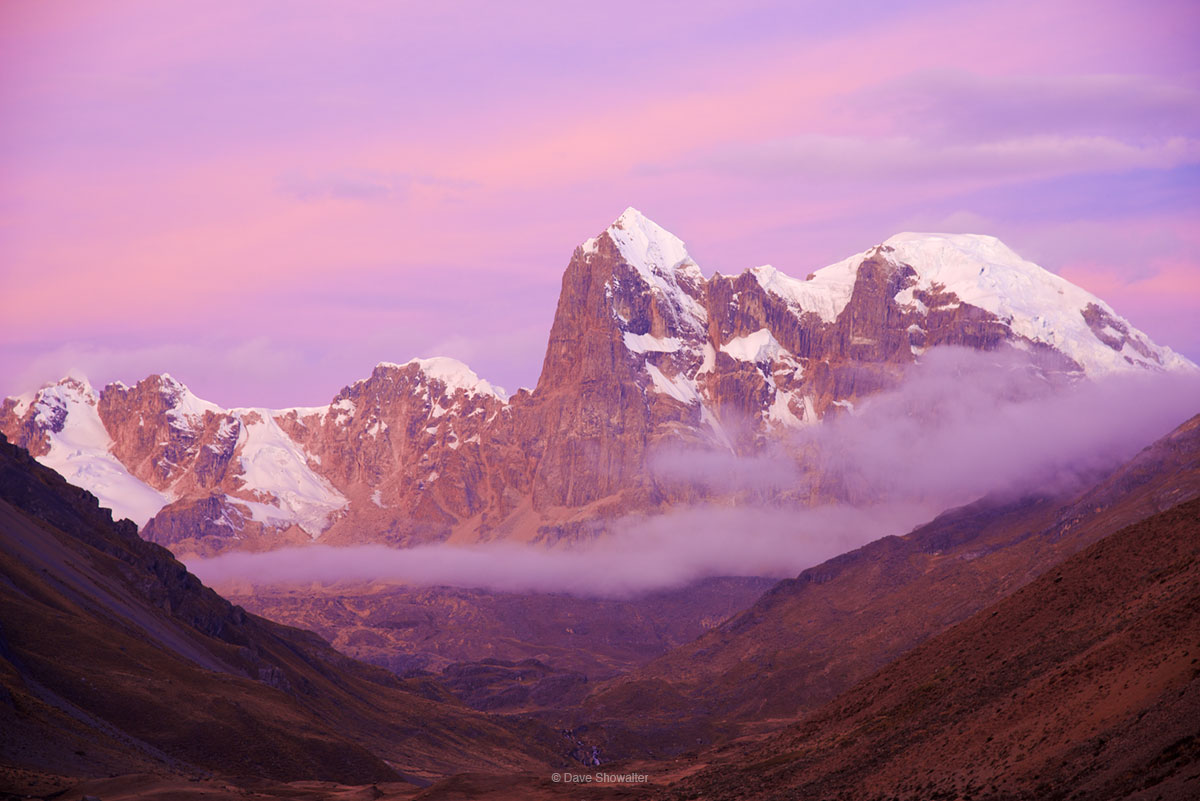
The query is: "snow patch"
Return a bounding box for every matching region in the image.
[721,329,786,364]
[10,391,36,417]
[801,395,818,423]
[751,263,857,324]
[235,412,347,537]
[697,343,718,375]
[29,379,170,526]
[700,405,735,451]
[623,332,684,354]
[767,391,806,427]
[330,398,356,425]
[645,364,700,405]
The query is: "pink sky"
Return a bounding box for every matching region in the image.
[2,0,1198,407]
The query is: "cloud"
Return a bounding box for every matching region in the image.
[792,347,1200,508]
[657,69,1200,189]
[276,169,478,203]
[189,502,936,599]
[854,71,1200,143]
[649,445,804,494]
[277,170,408,202]
[188,347,1200,598]
[686,133,1200,185]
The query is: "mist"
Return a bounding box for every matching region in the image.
[189,347,1199,597]
[793,347,1200,507]
[189,501,936,598]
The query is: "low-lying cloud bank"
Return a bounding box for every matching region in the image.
[189,501,936,598]
[794,346,1200,506]
[189,347,1200,597]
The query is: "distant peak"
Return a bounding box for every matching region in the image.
[157,372,183,389]
[377,358,508,402]
[36,372,98,402]
[152,373,202,405]
[25,373,99,414]
[749,264,778,279]
[56,368,94,388]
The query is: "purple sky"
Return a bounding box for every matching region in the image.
[2,0,1198,408]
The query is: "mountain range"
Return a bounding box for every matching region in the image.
[2,209,1193,558]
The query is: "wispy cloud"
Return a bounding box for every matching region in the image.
[852,71,1200,142]
[675,134,1200,185]
[275,169,477,203]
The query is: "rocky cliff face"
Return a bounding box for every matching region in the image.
[2,209,1193,555]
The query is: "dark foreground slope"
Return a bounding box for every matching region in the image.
[577,413,1200,757]
[663,495,1200,801]
[0,435,563,795]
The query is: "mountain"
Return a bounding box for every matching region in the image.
[659,495,1200,801]
[567,411,1200,759]
[2,209,1192,555]
[0,433,569,793]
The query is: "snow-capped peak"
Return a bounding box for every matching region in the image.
[378,358,508,402]
[31,375,99,428]
[594,208,708,335]
[605,207,701,282]
[877,232,1194,374]
[59,367,95,387]
[23,374,169,526]
[151,373,222,431]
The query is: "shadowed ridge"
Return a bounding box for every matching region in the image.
[664,495,1200,800]
[0,433,565,791]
